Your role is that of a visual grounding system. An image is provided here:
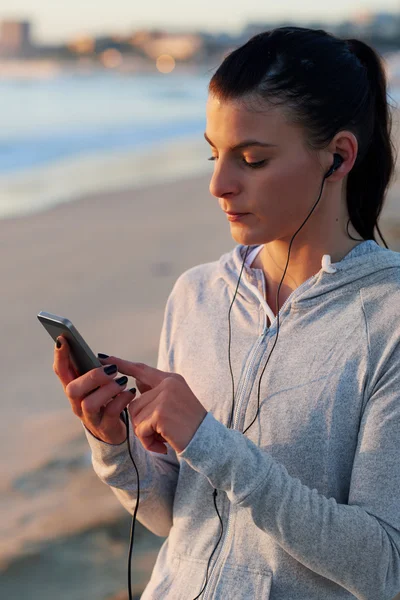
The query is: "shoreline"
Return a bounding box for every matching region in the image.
[0,165,237,597]
[0,133,210,220]
[0,167,234,575]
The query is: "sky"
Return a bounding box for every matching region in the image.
[0,0,399,44]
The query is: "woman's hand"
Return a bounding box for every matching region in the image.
[98,355,208,454]
[53,336,136,445]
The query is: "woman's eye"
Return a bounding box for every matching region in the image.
[242,159,267,169]
[207,156,267,169]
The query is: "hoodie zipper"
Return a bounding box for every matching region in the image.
[200,268,322,599]
[201,323,269,600]
[267,269,321,330]
[201,273,270,599]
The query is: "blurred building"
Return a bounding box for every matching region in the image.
[131,31,204,62]
[0,20,33,57]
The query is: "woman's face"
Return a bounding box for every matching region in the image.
[205,94,329,247]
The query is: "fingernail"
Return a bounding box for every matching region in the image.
[104,364,117,375]
[56,337,62,349]
[129,387,136,394]
[98,353,109,359]
[116,376,128,386]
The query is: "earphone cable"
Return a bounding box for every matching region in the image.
[227,245,252,430]
[243,172,327,434]
[123,406,140,600]
[191,489,224,599]
[122,155,389,600]
[191,246,251,600]
[193,167,334,599]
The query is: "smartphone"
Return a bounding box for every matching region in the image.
[38,311,128,427]
[37,311,102,376]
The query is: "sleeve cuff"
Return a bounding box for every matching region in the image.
[177,411,274,504]
[81,419,130,464]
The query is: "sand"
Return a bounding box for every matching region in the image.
[0,158,234,598]
[1,120,400,599]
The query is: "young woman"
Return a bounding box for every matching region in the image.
[53,27,400,600]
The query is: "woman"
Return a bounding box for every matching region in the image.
[53,27,400,600]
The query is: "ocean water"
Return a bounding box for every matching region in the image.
[1,64,400,220]
[0,70,212,219]
[0,70,209,175]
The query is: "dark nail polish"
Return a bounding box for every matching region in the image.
[116,376,128,386]
[56,338,62,349]
[104,364,117,375]
[129,387,136,394]
[98,353,109,359]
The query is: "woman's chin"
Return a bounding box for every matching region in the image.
[230,227,267,247]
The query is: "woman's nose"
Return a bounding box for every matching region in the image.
[209,160,240,199]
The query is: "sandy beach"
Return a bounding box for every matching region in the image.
[1,117,400,599]
[0,142,234,598]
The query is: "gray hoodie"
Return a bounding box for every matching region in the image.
[84,239,400,600]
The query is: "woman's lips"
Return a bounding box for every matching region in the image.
[225,212,250,222]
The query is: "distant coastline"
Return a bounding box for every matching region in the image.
[0,57,211,80]
[2,56,400,221]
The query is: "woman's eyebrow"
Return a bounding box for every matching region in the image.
[204,132,278,150]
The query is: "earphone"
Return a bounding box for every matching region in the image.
[121,154,344,600]
[326,153,344,178]
[192,153,344,599]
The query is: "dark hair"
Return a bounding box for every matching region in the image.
[208,26,398,248]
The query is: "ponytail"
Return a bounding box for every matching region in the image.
[345,39,397,248]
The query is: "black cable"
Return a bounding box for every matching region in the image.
[244,172,327,435]
[227,248,253,431]
[192,164,349,599]
[191,246,251,600]
[191,489,224,599]
[121,165,390,600]
[123,405,140,600]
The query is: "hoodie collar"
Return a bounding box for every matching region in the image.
[219,240,400,323]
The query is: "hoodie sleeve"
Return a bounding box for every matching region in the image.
[82,290,180,538]
[177,344,400,600]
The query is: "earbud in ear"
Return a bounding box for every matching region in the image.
[325,153,344,178]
